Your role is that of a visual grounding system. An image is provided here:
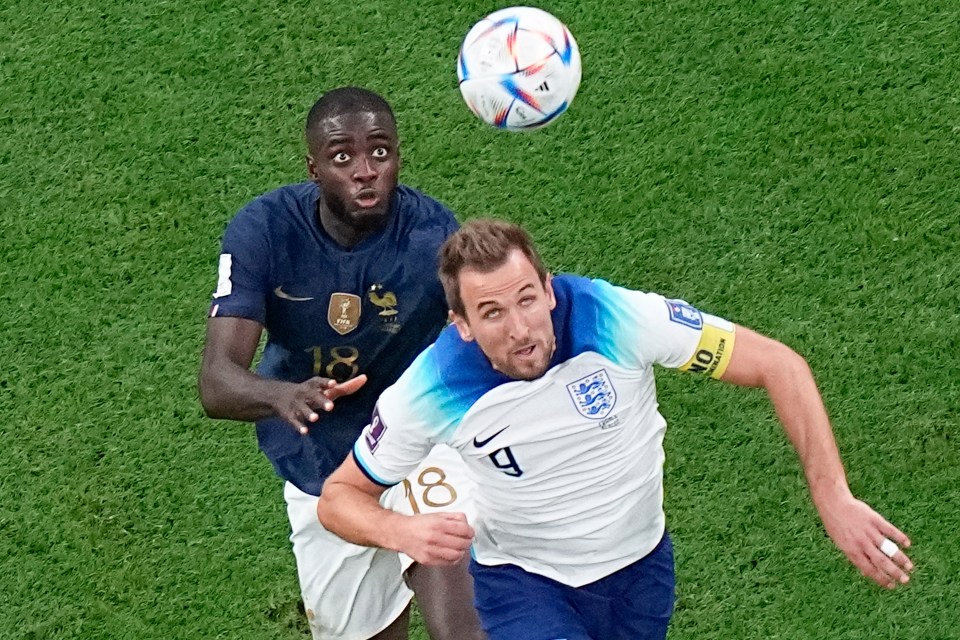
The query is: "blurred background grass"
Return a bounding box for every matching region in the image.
[1,0,957,638]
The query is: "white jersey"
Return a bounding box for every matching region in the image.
[354,275,736,587]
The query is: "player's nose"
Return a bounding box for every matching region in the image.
[506,311,530,340]
[353,155,377,181]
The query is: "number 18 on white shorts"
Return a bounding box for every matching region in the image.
[284,445,476,640]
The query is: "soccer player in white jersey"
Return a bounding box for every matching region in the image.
[317,218,915,639]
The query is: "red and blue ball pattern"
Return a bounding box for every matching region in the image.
[457,7,582,131]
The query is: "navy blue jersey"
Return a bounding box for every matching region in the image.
[210,181,459,495]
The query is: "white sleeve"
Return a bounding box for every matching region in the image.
[595,281,736,377]
[353,402,434,487]
[352,357,458,486]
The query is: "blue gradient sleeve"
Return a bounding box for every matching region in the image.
[584,279,705,370]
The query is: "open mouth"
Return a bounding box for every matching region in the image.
[514,344,536,358]
[354,190,381,209]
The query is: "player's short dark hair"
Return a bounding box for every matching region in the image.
[439,219,549,317]
[305,87,396,149]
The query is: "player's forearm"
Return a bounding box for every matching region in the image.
[317,481,405,551]
[764,346,853,505]
[198,362,291,422]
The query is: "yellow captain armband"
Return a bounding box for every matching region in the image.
[678,319,737,379]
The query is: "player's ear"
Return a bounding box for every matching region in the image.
[544,273,557,311]
[306,154,319,181]
[450,311,474,342]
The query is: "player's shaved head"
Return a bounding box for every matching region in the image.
[439,218,549,317]
[306,87,396,150]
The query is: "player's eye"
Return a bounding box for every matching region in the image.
[482,308,501,320]
[333,152,350,164]
[372,147,389,159]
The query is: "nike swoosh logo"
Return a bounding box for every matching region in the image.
[273,286,314,302]
[473,425,510,448]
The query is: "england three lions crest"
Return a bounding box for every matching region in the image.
[567,369,617,419]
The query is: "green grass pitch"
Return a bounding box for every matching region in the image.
[2,0,958,638]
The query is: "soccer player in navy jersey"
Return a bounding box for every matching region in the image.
[317,219,915,640]
[199,87,485,640]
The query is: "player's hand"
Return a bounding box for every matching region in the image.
[818,493,913,589]
[275,374,368,434]
[396,512,474,566]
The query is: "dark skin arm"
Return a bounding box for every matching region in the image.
[198,316,366,434]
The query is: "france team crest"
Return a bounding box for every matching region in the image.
[567,369,617,419]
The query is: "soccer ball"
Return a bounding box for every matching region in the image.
[457,6,582,131]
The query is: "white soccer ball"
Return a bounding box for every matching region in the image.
[457,6,582,131]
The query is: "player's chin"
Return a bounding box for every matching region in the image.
[347,206,390,228]
[505,358,549,381]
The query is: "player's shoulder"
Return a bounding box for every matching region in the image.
[229,182,316,226]
[420,326,504,389]
[385,325,507,420]
[552,274,626,319]
[222,182,316,249]
[393,184,459,233]
[555,274,664,313]
[551,273,598,300]
[551,275,608,354]
[551,274,673,358]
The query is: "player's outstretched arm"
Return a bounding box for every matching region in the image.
[719,326,914,589]
[198,316,367,433]
[318,454,474,566]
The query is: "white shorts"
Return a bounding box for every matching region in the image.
[285,444,476,640]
